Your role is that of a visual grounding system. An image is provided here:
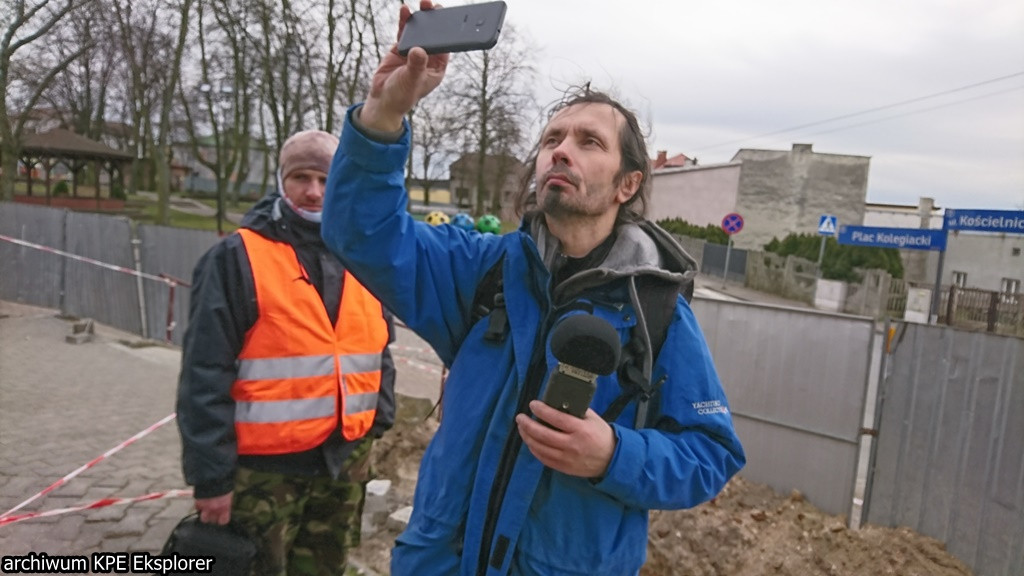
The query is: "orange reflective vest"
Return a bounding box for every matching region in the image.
[232,229,389,455]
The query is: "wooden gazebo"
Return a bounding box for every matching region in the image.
[15,128,133,210]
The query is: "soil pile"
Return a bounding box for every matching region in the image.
[351,406,972,576]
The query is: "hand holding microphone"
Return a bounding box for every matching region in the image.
[515,314,621,478]
[540,314,621,419]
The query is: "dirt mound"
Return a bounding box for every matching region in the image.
[352,408,972,576]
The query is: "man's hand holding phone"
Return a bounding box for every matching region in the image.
[360,1,451,133]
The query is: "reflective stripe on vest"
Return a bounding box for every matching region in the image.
[232,229,388,454]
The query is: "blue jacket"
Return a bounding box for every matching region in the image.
[322,107,745,576]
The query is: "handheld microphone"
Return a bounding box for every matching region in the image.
[540,314,621,420]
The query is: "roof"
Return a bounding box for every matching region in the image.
[21,128,134,161]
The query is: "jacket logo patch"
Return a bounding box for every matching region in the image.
[692,400,729,416]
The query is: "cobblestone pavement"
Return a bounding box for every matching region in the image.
[0,299,443,570]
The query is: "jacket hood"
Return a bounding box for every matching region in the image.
[525,212,698,302]
[239,192,323,245]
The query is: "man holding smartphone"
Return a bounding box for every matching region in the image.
[321,2,745,574]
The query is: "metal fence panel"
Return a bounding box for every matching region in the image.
[0,202,66,308]
[866,323,1024,576]
[701,242,747,284]
[692,298,874,516]
[62,211,141,334]
[137,224,219,345]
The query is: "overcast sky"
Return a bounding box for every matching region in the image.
[496,0,1024,211]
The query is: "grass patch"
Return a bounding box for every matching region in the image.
[126,195,238,232]
[191,196,258,214]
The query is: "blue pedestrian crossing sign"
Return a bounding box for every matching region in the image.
[818,214,838,236]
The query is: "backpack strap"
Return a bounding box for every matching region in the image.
[601,276,684,428]
[471,255,508,342]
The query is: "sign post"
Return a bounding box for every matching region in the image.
[721,212,744,288]
[816,214,838,278]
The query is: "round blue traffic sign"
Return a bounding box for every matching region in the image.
[721,212,744,235]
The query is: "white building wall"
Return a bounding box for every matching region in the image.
[931,233,1024,293]
[648,163,741,226]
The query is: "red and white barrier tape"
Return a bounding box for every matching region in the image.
[390,344,435,355]
[0,489,193,527]
[0,413,178,519]
[394,355,444,376]
[0,234,177,285]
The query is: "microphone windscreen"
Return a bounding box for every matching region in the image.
[550,314,621,375]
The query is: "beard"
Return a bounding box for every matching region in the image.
[537,164,600,218]
[538,179,617,219]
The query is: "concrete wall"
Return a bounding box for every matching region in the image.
[731,143,870,250]
[648,162,741,225]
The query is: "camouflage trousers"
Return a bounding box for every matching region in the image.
[231,439,372,576]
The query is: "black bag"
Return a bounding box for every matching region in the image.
[160,513,258,576]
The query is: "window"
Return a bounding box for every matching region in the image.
[952,271,968,288]
[1000,278,1021,305]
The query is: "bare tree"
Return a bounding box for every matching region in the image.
[110,0,182,213]
[408,89,461,208]
[0,0,95,201]
[445,26,537,215]
[31,2,118,140]
[150,0,194,225]
[251,0,309,153]
[177,0,247,235]
[319,0,386,133]
[206,0,258,209]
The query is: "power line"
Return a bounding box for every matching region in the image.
[799,85,1024,138]
[691,71,1024,153]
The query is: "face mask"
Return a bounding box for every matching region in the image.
[278,170,323,223]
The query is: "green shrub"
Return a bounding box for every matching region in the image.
[110,182,127,200]
[53,180,70,196]
[657,217,729,245]
[763,232,903,282]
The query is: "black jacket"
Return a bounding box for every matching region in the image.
[176,194,396,498]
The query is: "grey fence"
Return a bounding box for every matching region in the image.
[692,298,874,518]
[137,224,219,345]
[0,203,65,310]
[0,202,215,346]
[701,242,747,284]
[865,322,1024,576]
[63,211,142,335]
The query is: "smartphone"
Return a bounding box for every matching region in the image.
[397,1,507,56]
[540,364,596,420]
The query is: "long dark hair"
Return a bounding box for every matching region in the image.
[514,85,651,224]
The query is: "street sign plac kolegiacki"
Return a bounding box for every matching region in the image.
[721,212,744,236]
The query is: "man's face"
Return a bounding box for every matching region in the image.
[534,102,641,220]
[282,168,328,213]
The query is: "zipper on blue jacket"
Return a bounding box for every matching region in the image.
[476,313,551,575]
[477,238,551,576]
